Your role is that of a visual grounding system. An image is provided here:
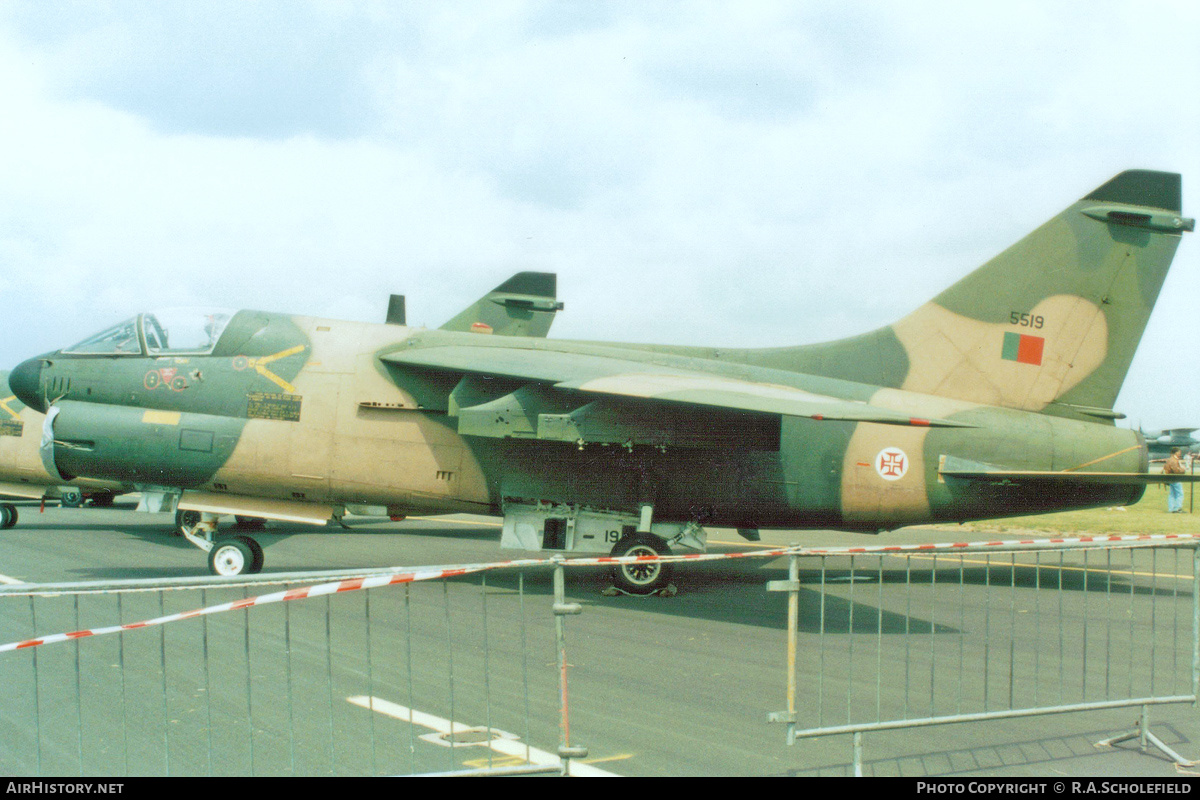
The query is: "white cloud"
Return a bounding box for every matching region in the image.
[0,1,1196,426]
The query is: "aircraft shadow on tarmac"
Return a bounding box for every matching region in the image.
[37,517,506,582]
[16,513,1189,637]
[476,554,1191,635]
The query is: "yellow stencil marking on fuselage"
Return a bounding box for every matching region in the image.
[247,345,306,395]
[143,410,182,425]
[255,344,306,366]
[254,365,297,394]
[0,397,20,421]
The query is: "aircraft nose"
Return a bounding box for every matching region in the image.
[8,357,46,412]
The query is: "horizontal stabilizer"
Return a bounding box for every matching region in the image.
[941,464,1200,485]
[440,271,563,337]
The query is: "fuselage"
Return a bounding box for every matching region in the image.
[8,309,1147,532]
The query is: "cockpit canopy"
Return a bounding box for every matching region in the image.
[63,309,235,356]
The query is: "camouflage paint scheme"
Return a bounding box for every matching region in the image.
[6,171,1195,544]
[0,370,125,513]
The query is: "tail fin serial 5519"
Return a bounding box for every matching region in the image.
[754,170,1194,422]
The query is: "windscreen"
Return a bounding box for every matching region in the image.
[62,317,142,355]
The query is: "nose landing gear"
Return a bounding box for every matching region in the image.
[177,510,265,576]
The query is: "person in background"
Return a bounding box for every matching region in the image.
[1164,447,1186,513]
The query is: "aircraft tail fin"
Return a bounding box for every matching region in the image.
[440,272,564,337]
[761,170,1193,420]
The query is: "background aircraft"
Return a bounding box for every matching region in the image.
[1142,427,1200,462]
[0,370,126,528]
[6,170,1195,591]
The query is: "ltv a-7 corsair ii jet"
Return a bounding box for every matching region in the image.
[7,170,1195,592]
[0,370,127,528]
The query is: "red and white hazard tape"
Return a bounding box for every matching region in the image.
[2,533,1197,653]
[793,532,1200,556]
[0,560,545,653]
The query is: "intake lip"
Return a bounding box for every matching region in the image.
[8,357,47,413]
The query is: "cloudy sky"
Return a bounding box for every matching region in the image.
[0,1,1196,428]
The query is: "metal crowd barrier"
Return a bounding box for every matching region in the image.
[767,535,1200,776]
[3,535,1197,777]
[0,559,593,777]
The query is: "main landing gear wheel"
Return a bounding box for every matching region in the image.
[0,503,17,529]
[609,532,672,595]
[207,535,264,577]
[60,489,83,508]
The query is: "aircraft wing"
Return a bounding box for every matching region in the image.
[382,342,974,430]
[439,272,564,337]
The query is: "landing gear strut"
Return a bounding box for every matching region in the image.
[178,511,265,576]
[175,509,201,536]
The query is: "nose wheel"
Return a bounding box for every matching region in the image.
[179,510,266,576]
[207,536,265,576]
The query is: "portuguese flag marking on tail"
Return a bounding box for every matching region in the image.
[1002,332,1044,366]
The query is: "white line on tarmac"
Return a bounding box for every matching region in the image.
[348,695,619,777]
[0,573,24,585]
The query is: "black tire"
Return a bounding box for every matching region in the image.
[207,538,254,577]
[87,492,116,507]
[60,489,83,508]
[0,504,16,529]
[175,509,202,536]
[609,532,672,595]
[232,535,265,574]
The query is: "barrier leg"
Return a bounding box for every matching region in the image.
[1095,705,1197,769]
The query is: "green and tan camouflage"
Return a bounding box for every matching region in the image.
[439,271,563,337]
[0,370,125,526]
[6,170,1195,586]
